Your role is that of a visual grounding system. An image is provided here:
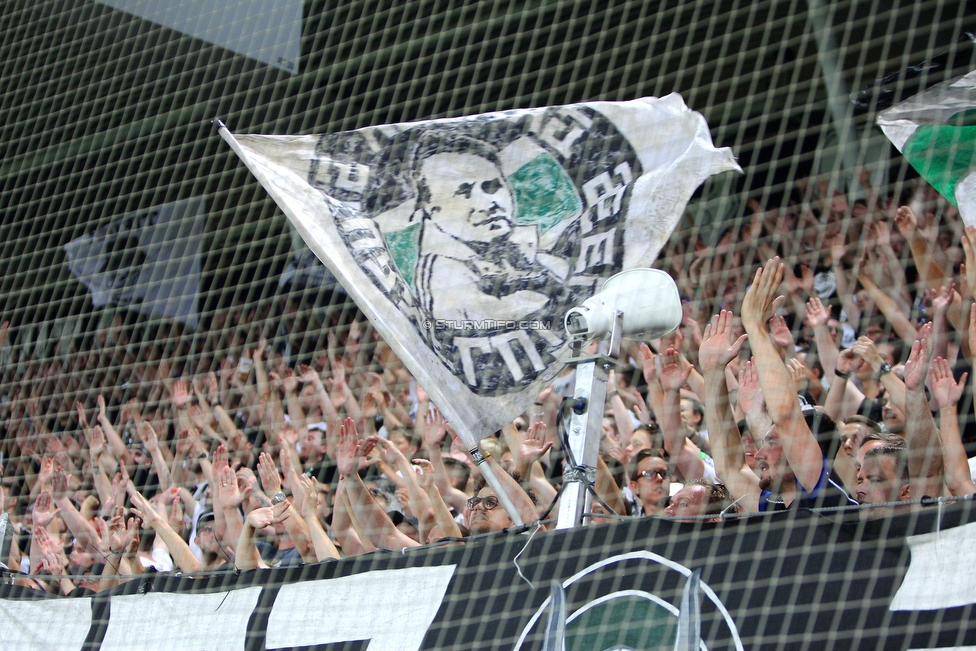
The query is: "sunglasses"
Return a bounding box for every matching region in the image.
[467,495,500,511]
[637,468,668,481]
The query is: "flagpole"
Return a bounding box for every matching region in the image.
[215,119,528,528]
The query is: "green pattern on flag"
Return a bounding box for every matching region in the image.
[509,153,583,233]
[383,222,422,290]
[902,109,976,207]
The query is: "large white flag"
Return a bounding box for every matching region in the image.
[219,96,739,448]
[64,197,207,328]
[878,69,976,226]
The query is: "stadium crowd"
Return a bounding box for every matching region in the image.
[2,173,976,596]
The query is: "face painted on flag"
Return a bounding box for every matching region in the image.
[306,109,643,395]
[222,97,739,442]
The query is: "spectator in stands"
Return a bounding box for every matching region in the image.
[664,478,738,521]
[628,450,671,517]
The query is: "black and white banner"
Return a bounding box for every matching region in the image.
[4,504,976,651]
[63,197,207,328]
[218,97,739,447]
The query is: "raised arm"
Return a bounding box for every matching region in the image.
[420,405,468,512]
[658,348,706,480]
[128,486,202,573]
[700,310,759,511]
[856,275,918,342]
[138,422,172,491]
[412,459,463,541]
[805,296,839,380]
[902,324,946,499]
[336,418,419,550]
[512,421,558,510]
[257,452,316,564]
[930,357,976,496]
[851,337,906,413]
[235,502,289,571]
[296,474,340,560]
[822,349,865,421]
[740,259,824,492]
[638,344,666,430]
[331,478,376,556]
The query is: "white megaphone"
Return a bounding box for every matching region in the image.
[563,268,682,342]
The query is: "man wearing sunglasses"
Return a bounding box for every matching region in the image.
[628,449,671,516]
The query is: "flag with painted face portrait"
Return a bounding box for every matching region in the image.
[218,95,739,448]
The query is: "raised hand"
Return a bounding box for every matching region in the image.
[768,314,795,351]
[176,428,198,456]
[75,401,91,433]
[903,323,933,391]
[89,425,106,458]
[335,417,362,477]
[51,468,69,500]
[699,310,747,377]
[893,205,917,237]
[213,444,229,475]
[245,501,289,530]
[804,296,831,329]
[236,467,261,498]
[520,421,553,466]
[741,258,785,331]
[120,398,142,425]
[280,422,300,448]
[930,357,968,409]
[371,435,404,467]
[218,464,249,507]
[296,474,321,520]
[411,458,435,491]
[658,347,691,392]
[423,407,449,449]
[137,421,159,452]
[187,404,209,430]
[835,348,858,376]
[97,394,109,424]
[257,452,282,495]
[931,282,955,318]
[107,506,139,554]
[32,491,60,528]
[169,379,192,409]
[128,490,162,529]
[37,456,55,490]
[280,368,299,394]
[331,362,347,393]
[826,233,848,265]
[361,387,383,419]
[786,357,808,389]
[736,359,763,413]
[851,336,885,374]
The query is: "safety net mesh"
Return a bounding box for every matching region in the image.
[1,1,975,650]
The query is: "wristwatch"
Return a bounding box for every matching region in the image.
[873,362,892,380]
[271,491,287,505]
